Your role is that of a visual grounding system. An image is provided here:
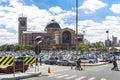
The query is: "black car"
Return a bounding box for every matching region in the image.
[45,57,57,65]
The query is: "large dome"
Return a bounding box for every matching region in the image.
[46,19,61,29]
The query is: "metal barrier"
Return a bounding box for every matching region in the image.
[0,56,14,65]
[0,56,38,79]
[24,57,36,65]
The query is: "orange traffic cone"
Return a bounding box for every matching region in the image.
[48,67,51,73]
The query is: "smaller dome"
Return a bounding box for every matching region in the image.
[46,19,61,29]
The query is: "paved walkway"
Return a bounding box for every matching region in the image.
[0,62,109,80]
[80,62,109,66]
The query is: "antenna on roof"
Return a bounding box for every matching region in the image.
[52,13,57,21]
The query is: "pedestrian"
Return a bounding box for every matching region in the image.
[39,57,42,65]
[111,55,119,71]
[75,59,83,70]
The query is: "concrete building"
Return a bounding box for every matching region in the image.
[105,39,111,47]
[18,17,84,50]
[112,35,117,47]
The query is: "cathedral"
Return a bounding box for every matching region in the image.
[18,17,84,50]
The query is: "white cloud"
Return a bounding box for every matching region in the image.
[0,0,120,45]
[0,28,17,45]
[79,0,107,14]
[110,4,120,14]
[49,6,63,14]
[0,0,76,45]
[77,15,120,42]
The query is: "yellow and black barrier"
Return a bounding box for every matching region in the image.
[0,56,14,65]
[24,57,36,64]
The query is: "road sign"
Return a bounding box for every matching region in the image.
[0,56,14,65]
[24,57,36,64]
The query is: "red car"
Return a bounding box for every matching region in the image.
[0,60,29,74]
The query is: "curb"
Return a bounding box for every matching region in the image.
[80,62,109,66]
[0,72,41,80]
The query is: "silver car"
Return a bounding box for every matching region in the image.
[79,58,96,63]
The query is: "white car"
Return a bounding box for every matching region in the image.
[79,58,96,63]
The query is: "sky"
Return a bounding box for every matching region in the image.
[0,0,120,45]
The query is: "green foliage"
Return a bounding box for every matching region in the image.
[110,47,118,51]
[0,44,10,51]
[78,43,89,54]
[91,42,106,53]
[0,44,31,51]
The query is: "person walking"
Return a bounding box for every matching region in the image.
[111,55,119,71]
[75,59,83,70]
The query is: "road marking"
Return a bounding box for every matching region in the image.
[88,77,96,80]
[101,78,107,80]
[75,76,86,80]
[65,75,77,79]
[56,74,69,78]
[52,69,69,73]
[49,74,62,77]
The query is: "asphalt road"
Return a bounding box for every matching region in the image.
[22,61,120,80]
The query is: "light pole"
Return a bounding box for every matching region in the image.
[106,30,109,41]
[106,30,110,59]
[76,0,78,61]
[34,36,42,72]
[83,30,85,44]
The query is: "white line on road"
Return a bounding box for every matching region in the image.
[88,77,96,80]
[52,69,69,73]
[75,76,86,80]
[101,78,107,80]
[48,74,62,77]
[56,74,69,78]
[65,75,77,79]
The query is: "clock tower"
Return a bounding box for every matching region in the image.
[18,17,27,45]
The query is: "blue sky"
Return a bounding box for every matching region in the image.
[0,0,120,45]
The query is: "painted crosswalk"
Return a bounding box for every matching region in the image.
[56,74,69,78]
[75,76,86,80]
[65,75,77,79]
[48,73,107,80]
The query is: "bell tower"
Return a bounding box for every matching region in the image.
[18,16,27,45]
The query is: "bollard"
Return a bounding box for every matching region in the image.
[48,67,51,73]
[71,65,73,69]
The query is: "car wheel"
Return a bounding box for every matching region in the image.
[21,69,27,72]
[89,61,93,63]
[7,69,13,74]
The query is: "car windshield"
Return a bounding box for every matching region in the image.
[15,61,23,65]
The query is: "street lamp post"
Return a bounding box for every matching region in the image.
[83,30,85,44]
[106,30,110,58]
[76,0,78,61]
[34,36,42,72]
[106,30,109,41]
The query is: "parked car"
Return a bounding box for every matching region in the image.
[79,57,96,63]
[45,57,57,65]
[56,59,76,66]
[0,60,29,74]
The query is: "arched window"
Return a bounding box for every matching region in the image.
[62,31,71,44]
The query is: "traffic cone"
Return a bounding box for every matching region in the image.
[48,67,51,73]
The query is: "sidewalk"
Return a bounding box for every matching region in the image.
[0,67,41,80]
[0,62,109,80]
[0,72,41,80]
[80,62,109,66]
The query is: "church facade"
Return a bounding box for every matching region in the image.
[18,17,84,50]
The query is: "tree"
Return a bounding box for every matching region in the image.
[78,43,89,57]
[91,42,106,55]
[0,44,10,51]
[110,47,118,52]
